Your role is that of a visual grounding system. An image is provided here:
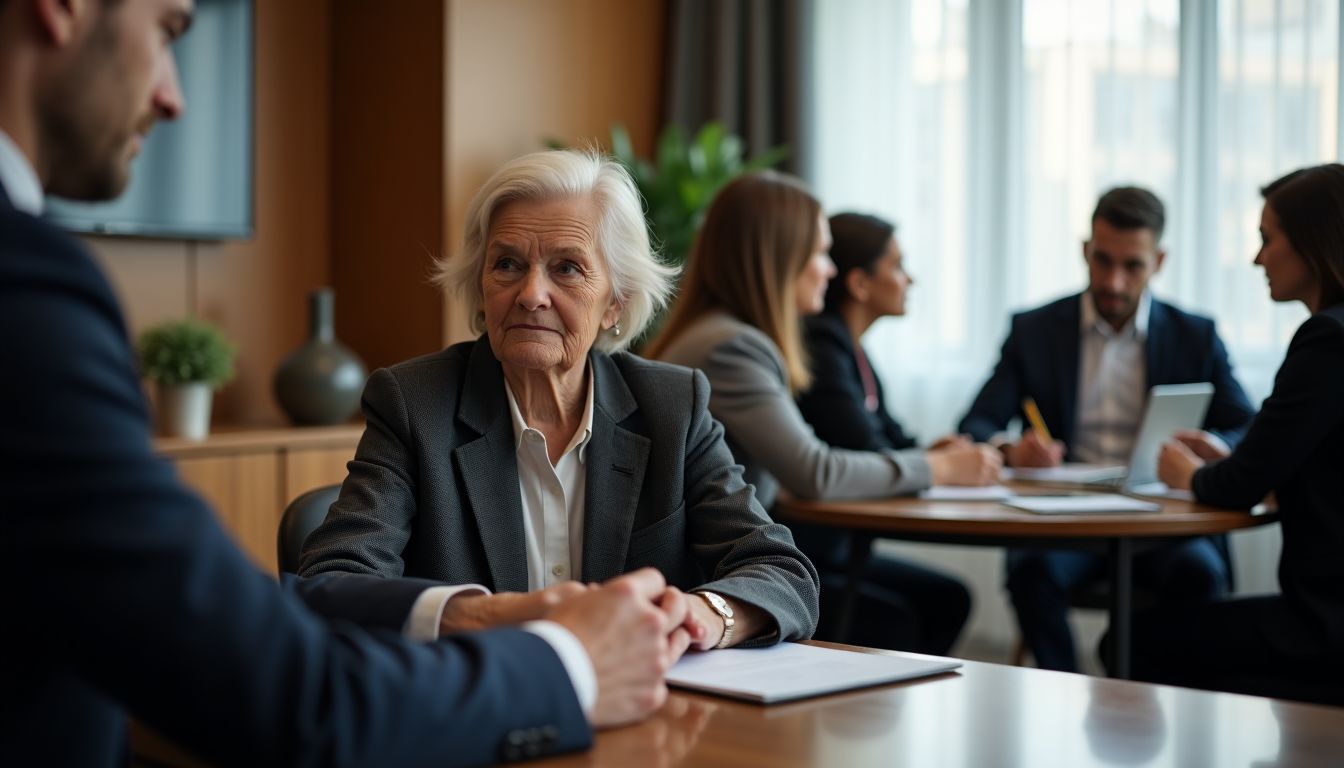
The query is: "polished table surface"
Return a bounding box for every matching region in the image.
[774,483,1279,541]
[774,484,1280,678]
[534,643,1344,768]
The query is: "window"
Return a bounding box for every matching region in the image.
[813,0,1341,597]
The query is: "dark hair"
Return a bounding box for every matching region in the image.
[1261,163,1344,310]
[823,212,896,314]
[1092,186,1166,241]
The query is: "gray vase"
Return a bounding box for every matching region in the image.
[274,288,367,425]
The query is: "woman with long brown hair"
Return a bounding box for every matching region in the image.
[648,172,1000,652]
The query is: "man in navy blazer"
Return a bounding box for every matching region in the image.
[1,1,689,765]
[958,187,1256,671]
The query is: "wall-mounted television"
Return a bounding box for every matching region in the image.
[45,0,254,240]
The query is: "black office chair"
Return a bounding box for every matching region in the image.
[277,484,341,574]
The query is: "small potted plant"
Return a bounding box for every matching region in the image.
[138,319,236,440]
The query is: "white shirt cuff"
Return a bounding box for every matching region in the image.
[402,584,490,641]
[522,620,597,718]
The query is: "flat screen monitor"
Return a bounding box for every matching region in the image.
[44,0,254,240]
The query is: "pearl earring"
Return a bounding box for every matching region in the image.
[612,323,623,337]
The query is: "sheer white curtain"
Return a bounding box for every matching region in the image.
[813,0,1341,651]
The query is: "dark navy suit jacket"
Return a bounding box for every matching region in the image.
[958,293,1256,453]
[1194,304,1344,653]
[798,312,919,452]
[0,185,588,766]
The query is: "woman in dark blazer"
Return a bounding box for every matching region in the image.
[299,150,819,652]
[795,212,975,655]
[1139,163,1344,705]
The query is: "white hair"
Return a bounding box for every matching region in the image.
[434,149,678,353]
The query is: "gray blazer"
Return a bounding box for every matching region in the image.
[299,337,819,644]
[654,312,932,510]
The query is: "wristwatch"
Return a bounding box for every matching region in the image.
[694,591,735,649]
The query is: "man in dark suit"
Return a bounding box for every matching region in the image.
[958,186,1256,671]
[1,0,688,765]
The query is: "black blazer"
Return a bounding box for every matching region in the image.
[0,191,588,766]
[798,312,919,452]
[299,337,820,644]
[958,293,1256,453]
[1193,305,1344,652]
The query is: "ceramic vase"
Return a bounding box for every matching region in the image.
[273,288,367,425]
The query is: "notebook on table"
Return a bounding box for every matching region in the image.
[667,643,960,704]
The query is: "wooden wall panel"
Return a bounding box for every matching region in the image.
[284,446,356,503]
[84,0,664,423]
[176,452,282,572]
[442,0,667,343]
[330,0,447,375]
[82,0,333,427]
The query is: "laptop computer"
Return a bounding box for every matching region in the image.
[1007,383,1215,490]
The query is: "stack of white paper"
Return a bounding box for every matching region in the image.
[1003,494,1161,515]
[667,643,960,703]
[918,485,1014,501]
[1002,464,1127,483]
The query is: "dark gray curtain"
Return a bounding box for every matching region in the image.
[661,0,814,180]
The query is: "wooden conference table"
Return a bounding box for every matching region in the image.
[534,642,1344,768]
[774,483,1280,679]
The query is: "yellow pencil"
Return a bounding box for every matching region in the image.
[1022,397,1053,443]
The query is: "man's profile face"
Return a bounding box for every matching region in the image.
[39,0,192,202]
[1083,218,1165,328]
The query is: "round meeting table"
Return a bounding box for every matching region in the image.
[773,482,1280,679]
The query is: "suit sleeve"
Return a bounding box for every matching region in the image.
[1200,324,1258,447]
[702,333,931,499]
[959,319,1025,441]
[798,328,911,452]
[1,244,589,766]
[682,369,821,644]
[298,368,421,579]
[1193,316,1344,510]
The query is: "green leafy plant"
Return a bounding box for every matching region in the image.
[553,122,789,268]
[138,319,236,388]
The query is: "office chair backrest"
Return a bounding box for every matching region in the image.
[278,484,341,574]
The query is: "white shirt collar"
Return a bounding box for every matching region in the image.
[503,369,596,462]
[1080,290,1151,340]
[0,129,44,215]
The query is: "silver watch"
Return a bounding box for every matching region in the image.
[695,591,735,649]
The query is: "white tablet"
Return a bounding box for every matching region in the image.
[1124,382,1215,486]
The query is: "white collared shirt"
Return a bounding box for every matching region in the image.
[1073,291,1151,464]
[0,129,45,215]
[504,371,595,591]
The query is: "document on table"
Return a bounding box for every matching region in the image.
[667,643,960,704]
[919,484,1014,501]
[1003,494,1161,514]
[1002,463,1127,483]
[1127,481,1194,501]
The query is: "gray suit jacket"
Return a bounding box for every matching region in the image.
[654,312,932,510]
[299,337,819,644]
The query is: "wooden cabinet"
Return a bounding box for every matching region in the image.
[154,424,363,574]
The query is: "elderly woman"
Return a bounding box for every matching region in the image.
[1119,163,1344,705]
[300,150,818,652]
[646,173,999,652]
